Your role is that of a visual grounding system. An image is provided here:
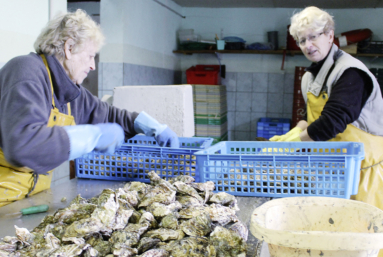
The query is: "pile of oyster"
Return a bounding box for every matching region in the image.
[0,171,248,257]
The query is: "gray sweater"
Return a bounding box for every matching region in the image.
[0,53,138,174]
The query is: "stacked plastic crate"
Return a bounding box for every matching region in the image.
[292,66,307,128]
[193,85,228,144]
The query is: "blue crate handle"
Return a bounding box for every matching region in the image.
[199,138,214,149]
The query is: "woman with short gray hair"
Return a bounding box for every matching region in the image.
[271,6,383,213]
[0,9,178,207]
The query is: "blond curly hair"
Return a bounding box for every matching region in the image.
[289,6,335,41]
[34,9,104,61]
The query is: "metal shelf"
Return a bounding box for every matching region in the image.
[173,49,383,57]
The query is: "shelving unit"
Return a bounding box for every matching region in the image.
[173,49,383,58]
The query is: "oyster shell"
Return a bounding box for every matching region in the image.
[190,181,215,192]
[229,221,248,241]
[142,229,185,241]
[205,204,239,226]
[137,249,169,257]
[44,233,60,249]
[0,242,16,253]
[210,226,247,257]
[180,212,212,237]
[70,194,88,205]
[63,218,103,238]
[176,195,204,208]
[159,213,179,230]
[137,237,161,254]
[178,206,206,219]
[164,236,216,257]
[147,171,176,192]
[173,181,203,202]
[138,191,176,208]
[146,202,182,218]
[14,226,35,246]
[169,175,195,184]
[86,235,111,256]
[209,192,239,211]
[117,188,139,207]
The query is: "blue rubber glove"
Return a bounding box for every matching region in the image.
[63,123,125,160]
[134,111,179,148]
[156,127,179,148]
[94,123,125,153]
[63,125,102,160]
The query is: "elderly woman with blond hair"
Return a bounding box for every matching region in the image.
[0,10,178,206]
[271,6,383,212]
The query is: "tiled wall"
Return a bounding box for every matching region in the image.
[222,72,294,141]
[98,62,182,98]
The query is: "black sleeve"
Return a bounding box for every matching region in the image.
[307,68,373,141]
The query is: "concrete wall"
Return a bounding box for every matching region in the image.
[99,0,183,98]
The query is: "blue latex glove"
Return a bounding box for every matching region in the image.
[94,123,125,153]
[63,125,102,160]
[156,127,180,148]
[63,123,124,160]
[134,111,179,148]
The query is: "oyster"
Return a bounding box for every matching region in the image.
[142,228,185,241]
[159,213,179,230]
[44,233,60,249]
[138,191,176,208]
[178,206,206,219]
[147,171,176,192]
[109,230,140,250]
[176,195,204,208]
[163,236,216,257]
[14,226,35,246]
[229,221,248,241]
[129,210,142,224]
[169,175,195,184]
[173,181,203,202]
[146,202,182,218]
[180,212,212,237]
[49,244,86,257]
[205,204,239,226]
[0,242,16,253]
[117,188,139,207]
[87,235,111,256]
[63,218,103,238]
[53,203,96,225]
[114,199,134,230]
[190,181,215,192]
[210,226,247,257]
[136,237,161,254]
[70,194,88,205]
[209,192,236,206]
[137,249,169,257]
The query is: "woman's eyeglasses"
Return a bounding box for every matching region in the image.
[297,32,324,47]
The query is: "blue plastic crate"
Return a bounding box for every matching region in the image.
[257,117,290,139]
[194,141,364,198]
[75,135,213,183]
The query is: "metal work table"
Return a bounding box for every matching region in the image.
[0,178,270,256]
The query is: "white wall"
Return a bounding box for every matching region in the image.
[0,0,67,69]
[179,7,383,73]
[100,0,183,70]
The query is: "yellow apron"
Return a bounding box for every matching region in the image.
[0,54,76,207]
[307,91,383,256]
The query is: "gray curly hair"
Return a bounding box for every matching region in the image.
[34,9,104,61]
[289,6,335,41]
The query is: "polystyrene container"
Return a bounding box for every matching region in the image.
[75,135,213,183]
[194,141,364,198]
[251,197,383,256]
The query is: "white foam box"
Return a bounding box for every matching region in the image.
[113,85,195,137]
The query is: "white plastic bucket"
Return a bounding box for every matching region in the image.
[250,197,383,257]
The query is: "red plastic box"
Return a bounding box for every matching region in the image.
[186,65,221,85]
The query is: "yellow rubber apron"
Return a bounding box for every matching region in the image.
[0,54,75,207]
[307,91,383,256]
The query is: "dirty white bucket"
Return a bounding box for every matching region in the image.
[250,197,383,257]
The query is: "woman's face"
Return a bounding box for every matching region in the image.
[298,29,334,63]
[63,40,97,85]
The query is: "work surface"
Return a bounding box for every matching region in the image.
[0,178,271,257]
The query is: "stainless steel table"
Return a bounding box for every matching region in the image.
[0,178,270,256]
